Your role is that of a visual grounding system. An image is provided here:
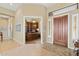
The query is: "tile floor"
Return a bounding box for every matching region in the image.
[0,40,21,53]
[0,40,74,56]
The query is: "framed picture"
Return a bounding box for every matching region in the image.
[16,24,21,32]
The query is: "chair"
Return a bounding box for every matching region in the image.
[74,40,79,56]
[0,32,3,42]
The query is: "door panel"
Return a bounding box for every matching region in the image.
[54,15,68,47]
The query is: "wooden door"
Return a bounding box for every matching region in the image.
[54,15,68,47]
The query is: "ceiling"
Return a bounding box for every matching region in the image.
[0,3,21,11]
[0,3,73,11]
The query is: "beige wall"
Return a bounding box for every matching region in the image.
[14,4,48,44]
[22,4,48,43]
[13,8,24,44]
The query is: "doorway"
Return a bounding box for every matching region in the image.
[0,15,14,42]
[53,15,68,47]
[0,17,8,41]
[24,16,43,44]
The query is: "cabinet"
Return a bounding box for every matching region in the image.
[26,22,38,32]
[26,32,40,41]
[25,21,40,42]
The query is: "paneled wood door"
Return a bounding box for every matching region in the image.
[54,15,68,47]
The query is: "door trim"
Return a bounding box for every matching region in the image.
[23,16,43,44]
[52,13,70,48]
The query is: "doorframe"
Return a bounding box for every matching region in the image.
[71,13,79,49]
[72,13,79,40]
[47,17,53,43]
[23,16,43,44]
[52,13,70,48]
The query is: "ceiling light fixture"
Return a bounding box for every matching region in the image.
[32,21,36,23]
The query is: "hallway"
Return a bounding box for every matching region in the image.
[0,3,78,56]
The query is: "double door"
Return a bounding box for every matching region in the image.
[54,15,68,47]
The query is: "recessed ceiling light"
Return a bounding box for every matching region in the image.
[32,21,36,23]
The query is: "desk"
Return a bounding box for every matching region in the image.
[26,32,40,42]
[0,32,3,42]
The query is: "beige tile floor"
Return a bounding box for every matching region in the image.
[0,39,74,56]
[0,40,21,53]
[42,43,74,56]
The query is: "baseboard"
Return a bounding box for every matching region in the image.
[69,47,74,50]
